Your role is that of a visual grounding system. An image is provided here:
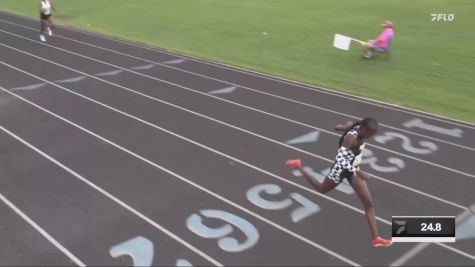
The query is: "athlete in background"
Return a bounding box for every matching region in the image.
[286,117,392,247]
[39,0,56,42]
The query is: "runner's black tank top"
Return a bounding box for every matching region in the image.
[339,125,366,167]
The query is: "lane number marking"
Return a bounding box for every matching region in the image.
[247,184,321,222]
[186,209,259,253]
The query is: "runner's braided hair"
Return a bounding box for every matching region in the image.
[338,117,378,147]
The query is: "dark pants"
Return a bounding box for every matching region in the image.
[40,13,52,33]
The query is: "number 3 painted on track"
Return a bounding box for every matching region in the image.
[361,148,405,173]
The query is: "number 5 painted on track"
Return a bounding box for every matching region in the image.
[246,184,321,222]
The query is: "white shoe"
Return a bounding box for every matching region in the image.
[47,27,52,36]
[40,34,46,42]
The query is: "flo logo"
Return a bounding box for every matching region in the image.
[394,220,407,235]
[431,13,455,22]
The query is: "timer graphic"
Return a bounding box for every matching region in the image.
[392,216,456,242]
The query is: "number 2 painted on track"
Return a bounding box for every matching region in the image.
[374,131,438,154]
[403,118,463,138]
[246,184,321,223]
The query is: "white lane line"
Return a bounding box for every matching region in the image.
[389,243,431,266]
[0,86,359,267]
[4,13,470,130]
[2,62,473,264]
[1,18,471,151]
[0,125,222,267]
[0,193,86,266]
[1,30,474,181]
[0,43,469,211]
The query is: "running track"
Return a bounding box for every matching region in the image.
[0,11,474,266]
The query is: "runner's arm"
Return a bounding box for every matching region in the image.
[334,121,354,132]
[339,135,370,179]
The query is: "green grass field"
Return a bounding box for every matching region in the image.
[1,0,474,122]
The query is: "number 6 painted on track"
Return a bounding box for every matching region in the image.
[186,209,259,253]
[109,236,154,267]
[109,236,193,266]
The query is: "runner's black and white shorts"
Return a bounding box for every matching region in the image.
[40,13,52,21]
[327,128,363,184]
[327,161,357,184]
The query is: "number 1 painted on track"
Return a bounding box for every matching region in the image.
[403,118,463,138]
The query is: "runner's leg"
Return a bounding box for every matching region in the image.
[350,176,379,239]
[300,168,339,194]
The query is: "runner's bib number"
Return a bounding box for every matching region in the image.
[352,143,365,167]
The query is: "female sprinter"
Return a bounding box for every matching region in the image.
[285,117,392,247]
[39,0,56,42]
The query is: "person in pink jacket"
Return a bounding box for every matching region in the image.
[363,20,394,59]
